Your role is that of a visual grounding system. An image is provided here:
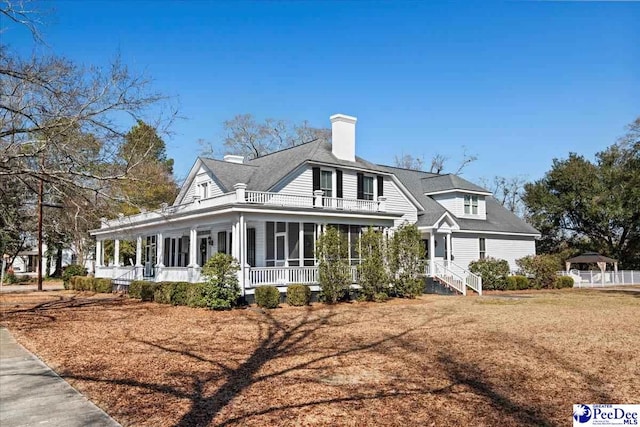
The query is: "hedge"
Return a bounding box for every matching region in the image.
[255,286,280,309]
[506,275,530,290]
[63,265,87,289]
[128,281,208,306]
[68,276,112,293]
[555,276,574,289]
[287,284,311,306]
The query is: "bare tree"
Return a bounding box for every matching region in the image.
[429,153,448,174]
[394,147,477,175]
[200,114,330,160]
[1,1,175,286]
[481,175,527,217]
[394,154,424,170]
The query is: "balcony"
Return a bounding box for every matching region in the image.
[99,184,388,230]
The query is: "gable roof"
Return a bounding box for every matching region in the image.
[201,139,391,193]
[185,139,538,236]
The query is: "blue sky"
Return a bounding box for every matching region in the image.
[5,0,639,185]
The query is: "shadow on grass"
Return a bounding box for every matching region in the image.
[57,306,457,426]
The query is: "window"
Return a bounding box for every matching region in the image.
[362,176,374,200]
[218,231,227,254]
[479,238,486,260]
[163,236,189,267]
[247,228,256,266]
[320,170,332,197]
[199,182,209,199]
[464,195,479,215]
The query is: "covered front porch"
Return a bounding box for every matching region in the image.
[94,210,397,294]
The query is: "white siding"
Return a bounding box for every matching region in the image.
[275,167,313,195]
[181,166,224,204]
[432,193,460,215]
[487,236,536,271]
[451,233,536,271]
[342,169,358,199]
[384,178,418,227]
[432,192,486,220]
[452,235,481,270]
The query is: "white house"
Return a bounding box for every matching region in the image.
[90,114,539,295]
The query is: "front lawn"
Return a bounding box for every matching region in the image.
[1,289,639,426]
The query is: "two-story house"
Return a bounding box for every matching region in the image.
[91,113,539,295]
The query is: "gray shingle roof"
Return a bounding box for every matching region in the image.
[199,140,538,235]
[421,174,491,194]
[456,198,539,234]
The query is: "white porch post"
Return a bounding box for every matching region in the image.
[114,239,120,267]
[446,232,452,263]
[232,219,240,261]
[299,222,304,265]
[135,236,143,267]
[156,233,164,267]
[429,230,436,273]
[95,240,103,267]
[135,236,143,279]
[314,190,324,208]
[188,228,198,267]
[238,213,246,294]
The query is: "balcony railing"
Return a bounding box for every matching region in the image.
[100,185,388,229]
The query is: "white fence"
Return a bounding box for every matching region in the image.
[558,270,640,287]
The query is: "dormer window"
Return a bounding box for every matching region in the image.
[464,195,478,215]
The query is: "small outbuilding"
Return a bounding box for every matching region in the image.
[565,252,618,279]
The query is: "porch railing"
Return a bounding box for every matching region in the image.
[112,266,140,291]
[444,260,482,295]
[431,261,466,295]
[322,197,380,212]
[248,265,360,287]
[245,191,314,208]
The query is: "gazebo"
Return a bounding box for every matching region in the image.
[565,252,618,285]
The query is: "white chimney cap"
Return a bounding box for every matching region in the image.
[223,154,245,164]
[330,114,357,124]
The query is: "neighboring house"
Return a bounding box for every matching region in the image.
[91,114,539,295]
[10,245,94,277]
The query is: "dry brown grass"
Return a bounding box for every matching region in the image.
[2,289,639,426]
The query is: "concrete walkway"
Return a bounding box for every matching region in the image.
[0,328,121,427]
[0,282,64,293]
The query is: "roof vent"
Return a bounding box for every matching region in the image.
[223,154,245,164]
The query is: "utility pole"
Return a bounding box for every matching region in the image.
[37,154,44,291]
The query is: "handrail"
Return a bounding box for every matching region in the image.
[432,261,466,295]
[445,260,482,295]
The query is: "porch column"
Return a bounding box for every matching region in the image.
[95,240,103,267]
[429,230,435,271]
[299,222,304,265]
[239,213,247,294]
[156,232,165,267]
[188,228,198,267]
[446,232,452,263]
[232,219,240,261]
[114,239,120,267]
[135,236,143,267]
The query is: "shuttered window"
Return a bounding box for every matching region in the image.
[377,175,384,197]
[247,228,256,266]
